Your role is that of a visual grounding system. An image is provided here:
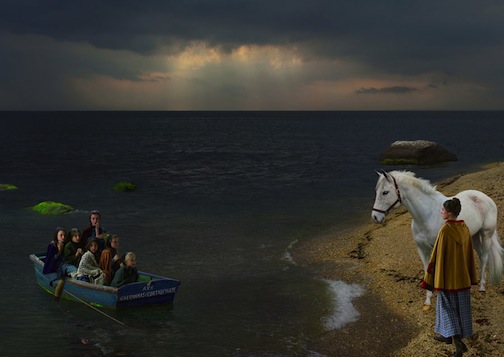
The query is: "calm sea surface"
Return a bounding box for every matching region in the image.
[1,111,503,356]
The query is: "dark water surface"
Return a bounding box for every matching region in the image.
[1,111,503,356]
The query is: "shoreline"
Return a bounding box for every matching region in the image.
[295,162,504,356]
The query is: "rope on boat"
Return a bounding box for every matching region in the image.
[63,289,126,326]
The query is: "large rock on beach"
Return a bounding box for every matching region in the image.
[32,201,75,215]
[378,140,457,165]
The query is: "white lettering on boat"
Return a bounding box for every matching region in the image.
[142,284,154,291]
[119,287,177,302]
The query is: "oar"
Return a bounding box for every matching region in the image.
[54,278,65,300]
[62,288,126,326]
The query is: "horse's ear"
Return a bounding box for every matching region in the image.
[380,169,391,181]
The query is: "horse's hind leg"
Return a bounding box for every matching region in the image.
[474,233,490,292]
[479,256,488,292]
[488,231,504,285]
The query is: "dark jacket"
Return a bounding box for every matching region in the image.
[63,241,81,266]
[111,266,138,287]
[43,242,63,274]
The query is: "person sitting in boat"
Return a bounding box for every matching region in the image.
[62,228,83,276]
[99,234,122,285]
[76,238,105,284]
[43,227,66,274]
[80,209,107,252]
[111,252,138,287]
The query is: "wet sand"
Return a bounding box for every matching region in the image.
[294,162,504,356]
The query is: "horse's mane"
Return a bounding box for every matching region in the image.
[389,170,438,195]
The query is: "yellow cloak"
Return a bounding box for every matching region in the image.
[421,220,478,291]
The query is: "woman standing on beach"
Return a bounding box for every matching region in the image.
[420,198,478,356]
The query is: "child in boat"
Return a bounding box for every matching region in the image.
[62,228,83,276]
[76,238,105,284]
[111,252,138,287]
[99,234,122,285]
[43,227,66,274]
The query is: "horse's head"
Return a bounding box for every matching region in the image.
[371,170,402,223]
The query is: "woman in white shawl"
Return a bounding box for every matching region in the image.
[76,238,105,284]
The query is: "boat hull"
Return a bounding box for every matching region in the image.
[30,253,180,309]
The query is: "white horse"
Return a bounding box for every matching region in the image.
[371,170,504,309]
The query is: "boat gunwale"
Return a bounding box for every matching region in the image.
[30,253,118,293]
[30,253,180,293]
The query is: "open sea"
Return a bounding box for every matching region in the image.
[1,111,504,356]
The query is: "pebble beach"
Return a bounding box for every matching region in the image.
[294,162,504,356]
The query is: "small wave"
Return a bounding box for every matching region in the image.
[281,239,298,265]
[321,279,365,330]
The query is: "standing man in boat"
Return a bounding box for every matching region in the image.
[80,210,107,252]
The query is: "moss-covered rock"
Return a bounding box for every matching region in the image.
[381,158,419,165]
[113,181,137,192]
[0,184,17,191]
[32,201,75,215]
[378,140,457,165]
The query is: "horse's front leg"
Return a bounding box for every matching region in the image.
[423,290,433,310]
[415,241,434,311]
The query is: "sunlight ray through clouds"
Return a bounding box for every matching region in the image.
[170,43,303,77]
[231,45,303,71]
[160,43,305,109]
[176,42,222,70]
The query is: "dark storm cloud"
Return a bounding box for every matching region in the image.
[356,86,418,95]
[3,1,503,58]
[1,0,503,109]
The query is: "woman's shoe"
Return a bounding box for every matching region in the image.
[434,335,452,344]
[453,335,467,355]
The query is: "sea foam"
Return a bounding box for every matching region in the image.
[321,279,365,330]
[281,239,298,265]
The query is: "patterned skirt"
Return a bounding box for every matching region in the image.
[434,289,473,338]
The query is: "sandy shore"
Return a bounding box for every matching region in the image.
[294,162,504,356]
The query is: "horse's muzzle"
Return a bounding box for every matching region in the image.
[371,212,385,224]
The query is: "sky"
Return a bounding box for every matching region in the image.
[1,0,503,111]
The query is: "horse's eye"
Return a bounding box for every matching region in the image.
[382,191,389,195]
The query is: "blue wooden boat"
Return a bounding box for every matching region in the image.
[30,252,181,309]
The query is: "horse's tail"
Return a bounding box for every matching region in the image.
[488,231,504,286]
